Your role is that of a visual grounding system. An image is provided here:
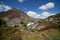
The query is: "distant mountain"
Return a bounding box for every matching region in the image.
[34,13,60,31]
[0,8,29,26]
[45,13,60,24]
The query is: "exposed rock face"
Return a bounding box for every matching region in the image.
[33,13,60,31]
[45,13,60,24]
[0,8,29,26]
[27,22,34,27]
[27,22,38,28]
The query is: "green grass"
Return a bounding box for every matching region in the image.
[19,28,60,40]
[0,27,20,40]
[0,26,60,40]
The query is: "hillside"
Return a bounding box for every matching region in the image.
[0,9,60,40]
[45,13,60,22]
[45,13,60,27]
[0,8,29,27]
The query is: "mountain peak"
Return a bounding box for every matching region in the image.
[0,8,29,19]
[7,8,20,12]
[12,8,19,11]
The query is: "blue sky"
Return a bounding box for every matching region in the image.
[0,0,60,19]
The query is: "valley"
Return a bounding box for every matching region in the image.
[0,8,60,40]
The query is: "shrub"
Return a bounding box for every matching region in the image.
[0,19,6,27]
[20,21,24,24]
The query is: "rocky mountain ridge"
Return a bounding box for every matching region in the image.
[0,8,29,26]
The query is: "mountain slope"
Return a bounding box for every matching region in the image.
[35,13,60,31]
[45,13,60,23]
[0,9,60,40]
[0,8,29,26]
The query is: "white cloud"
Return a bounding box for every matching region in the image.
[27,11,55,19]
[27,11,41,18]
[4,5,12,11]
[18,0,24,3]
[41,11,55,19]
[39,2,54,10]
[0,4,12,12]
[46,2,54,8]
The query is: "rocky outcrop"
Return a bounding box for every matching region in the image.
[0,8,29,26]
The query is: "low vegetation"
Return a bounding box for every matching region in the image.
[0,13,60,40]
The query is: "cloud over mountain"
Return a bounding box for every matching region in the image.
[0,4,12,12]
[27,11,41,18]
[27,11,55,19]
[41,11,55,19]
